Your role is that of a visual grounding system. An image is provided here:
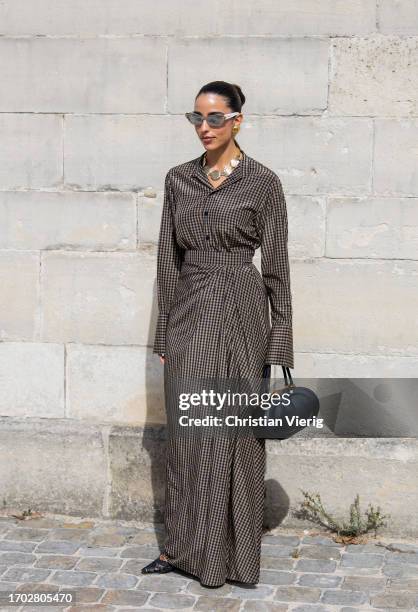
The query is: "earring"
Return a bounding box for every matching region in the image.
[232,125,240,134]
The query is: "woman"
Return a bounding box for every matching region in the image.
[142,81,294,587]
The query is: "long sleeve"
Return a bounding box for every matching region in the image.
[256,174,294,368]
[153,170,184,355]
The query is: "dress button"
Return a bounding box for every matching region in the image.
[204,211,208,216]
[205,235,209,240]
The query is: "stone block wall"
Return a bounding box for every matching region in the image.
[0,1,417,528]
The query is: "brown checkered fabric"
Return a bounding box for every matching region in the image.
[153,148,294,586]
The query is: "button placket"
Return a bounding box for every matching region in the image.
[203,192,212,245]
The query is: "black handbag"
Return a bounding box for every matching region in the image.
[251,366,320,439]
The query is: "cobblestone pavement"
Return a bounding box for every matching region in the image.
[0,513,418,611]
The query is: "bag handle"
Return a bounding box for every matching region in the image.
[282,366,295,389]
[263,365,295,389]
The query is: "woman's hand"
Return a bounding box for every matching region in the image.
[159,353,165,365]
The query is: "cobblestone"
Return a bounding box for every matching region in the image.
[298,545,342,561]
[261,557,294,570]
[295,559,338,573]
[34,555,79,570]
[273,585,322,603]
[340,575,388,592]
[340,553,385,568]
[49,569,97,587]
[387,576,418,591]
[259,570,295,585]
[0,513,417,610]
[321,588,368,605]
[297,573,342,588]
[370,589,418,608]
[242,602,287,611]
[34,541,81,555]
[148,591,196,608]
[383,562,418,578]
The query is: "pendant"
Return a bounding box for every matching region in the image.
[209,169,221,180]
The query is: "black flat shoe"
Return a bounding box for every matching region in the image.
[141,555,174,574]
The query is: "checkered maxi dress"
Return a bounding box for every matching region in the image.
[153,148,294,587]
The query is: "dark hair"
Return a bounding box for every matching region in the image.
[195,81,246,112]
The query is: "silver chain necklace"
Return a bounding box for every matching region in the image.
[203,148,243,181]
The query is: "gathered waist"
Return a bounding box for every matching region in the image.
[183,249,255,266]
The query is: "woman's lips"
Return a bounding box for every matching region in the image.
[202,137,214,142]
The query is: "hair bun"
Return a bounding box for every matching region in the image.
[232,83,246,106]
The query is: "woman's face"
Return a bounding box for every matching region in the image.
[194,93,242,151]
